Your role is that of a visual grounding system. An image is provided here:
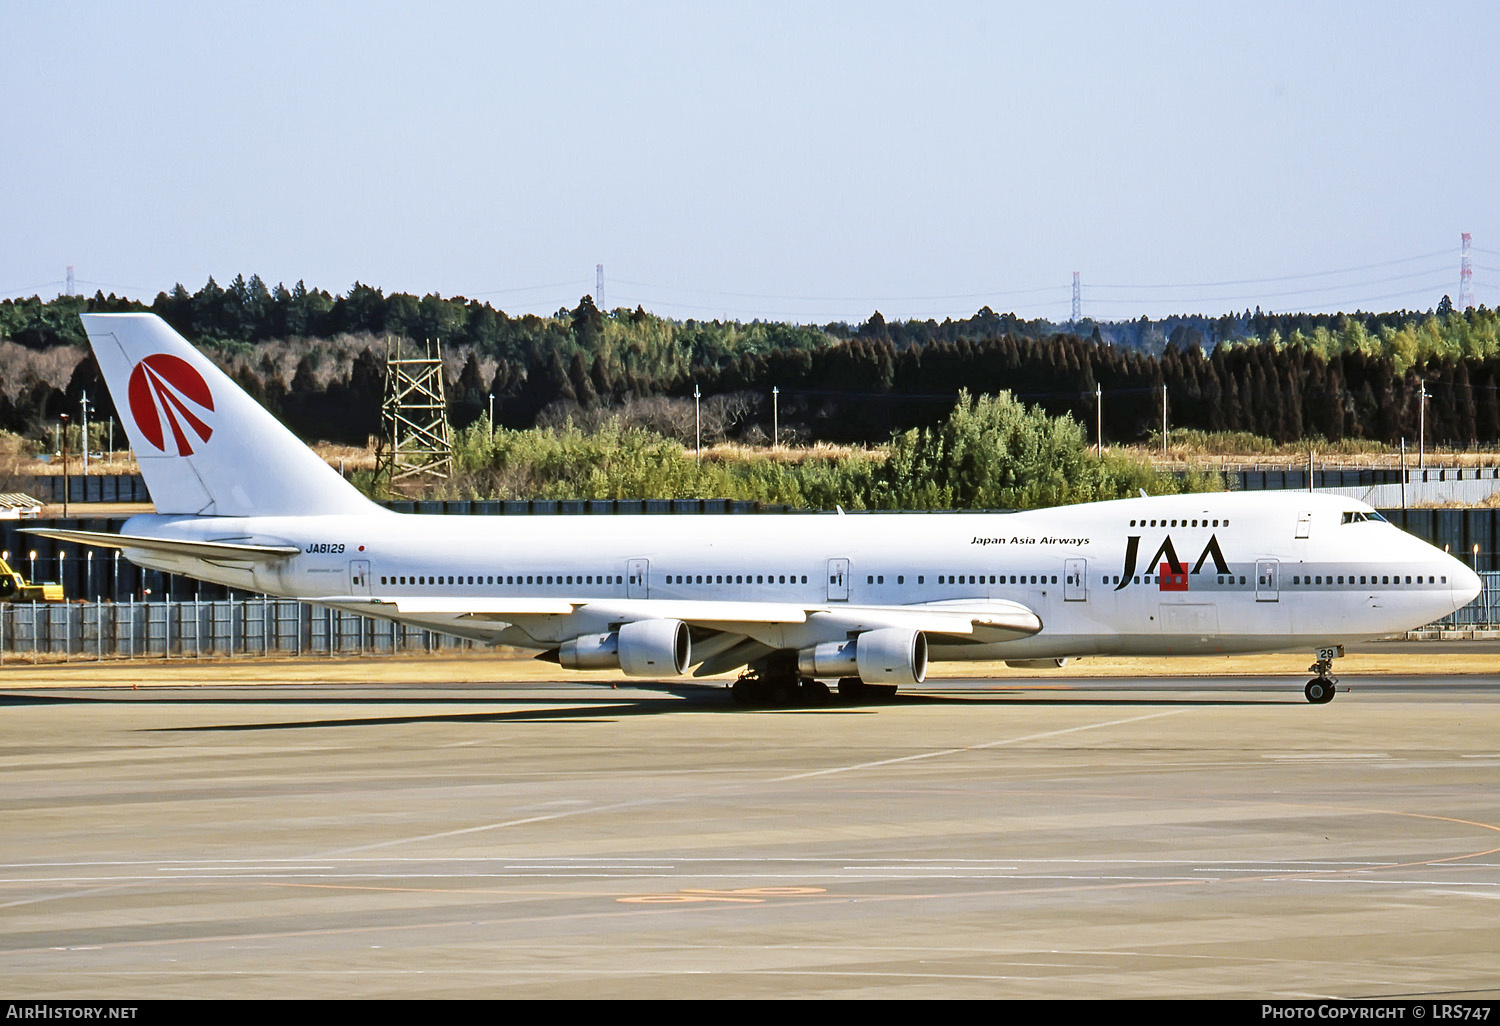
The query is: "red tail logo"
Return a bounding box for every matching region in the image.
[127,354,215,455]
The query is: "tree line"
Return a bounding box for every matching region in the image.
[2,278,1498,449]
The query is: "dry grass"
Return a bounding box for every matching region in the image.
[1132,445,1500,472]
[699,441,888,464]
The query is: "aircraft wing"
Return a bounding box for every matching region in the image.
[312,596,1041,638]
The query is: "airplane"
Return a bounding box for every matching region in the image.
[30,313,1483,706]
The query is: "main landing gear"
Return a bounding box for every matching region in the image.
[1305,645,1343,704]
[730,667,829,707]
[730,653,900,707]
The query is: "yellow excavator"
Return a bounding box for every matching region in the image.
[0,555,64,602]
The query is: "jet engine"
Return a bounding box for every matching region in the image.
[559,618,691,676]
[797,627,928,685]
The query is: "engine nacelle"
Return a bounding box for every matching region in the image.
[798,628,927,686]
[559,619,690,676]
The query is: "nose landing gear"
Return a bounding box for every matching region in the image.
[1305,646,1343,704]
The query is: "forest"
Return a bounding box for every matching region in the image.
[2,276,1498,453]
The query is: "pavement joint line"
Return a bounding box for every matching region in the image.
[768,709,1188,782]
[316,708,1189,856]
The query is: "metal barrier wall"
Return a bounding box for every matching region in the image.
[0,597,474,663]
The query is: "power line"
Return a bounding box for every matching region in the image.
[1084,282,1453,312]
[1089,249,1453,289]
[611,277,1066,303]
[74,278,156,293]
[1083,266,1452,306]
[465,279,592,297]
[0,280,66,298]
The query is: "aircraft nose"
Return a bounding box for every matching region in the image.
[1453,560,1483,610]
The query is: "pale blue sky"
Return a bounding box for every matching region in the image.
[3,1,1497,324]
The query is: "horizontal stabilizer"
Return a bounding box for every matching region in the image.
[24,528,300,562]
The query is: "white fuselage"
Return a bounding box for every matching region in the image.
[119,490,1481,666]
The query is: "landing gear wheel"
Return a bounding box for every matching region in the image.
[1304,679,1335,704]
[1304,646,1342,704]
[731,676,759,706]
[801,678,831,704]
[732,670,825,707]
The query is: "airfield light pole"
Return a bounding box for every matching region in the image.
[1419,380,1427,469]
[1095,384,1102,458]
[1400,438,1408,509]
[772,386,779,451]
[487,393,494,440]
[1161,385,1168,455]
[1475,544,1487,626]
[60,413,69,518]
[694,384,701,465]
[80,391,91,475]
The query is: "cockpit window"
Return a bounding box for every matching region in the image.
[1341,511,1383,524]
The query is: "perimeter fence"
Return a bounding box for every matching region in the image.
[2,574,1495,663]
[0,596,472,663]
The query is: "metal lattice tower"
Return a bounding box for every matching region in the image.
[66,266,75,297]
[1458,233,1475,311]
[380,337,452,487]
[1071,271,1081,324]
[596,263,605,310]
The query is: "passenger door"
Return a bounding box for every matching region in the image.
[348,559,371,597]
[627,558,650,599]
[1064,558,1087,602]
[1255,559,1280,602]
[827,558,850,602]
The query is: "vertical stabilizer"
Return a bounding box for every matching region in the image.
[80,313,379,517]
